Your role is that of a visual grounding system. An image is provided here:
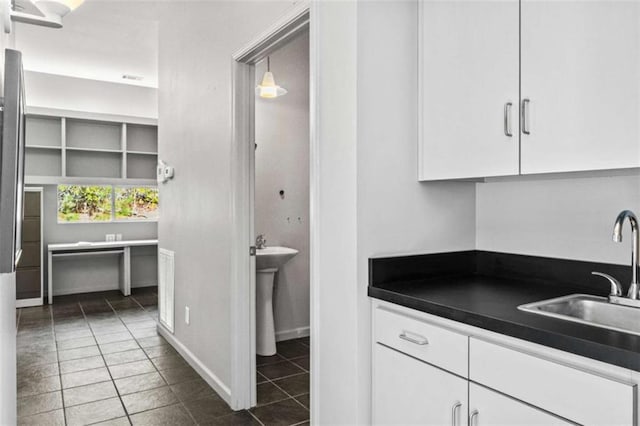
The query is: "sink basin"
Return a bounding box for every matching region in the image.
[518,294,640,336]
[256,246,298,270]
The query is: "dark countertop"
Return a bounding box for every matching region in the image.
[368,251,640,372]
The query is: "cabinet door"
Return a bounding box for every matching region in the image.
[469,383,573,426]
[373,343,468,425]
[419,0,520,180]
[521,1,640,174]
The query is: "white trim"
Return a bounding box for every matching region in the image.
[157,324,232,405]
[230,1,311,411]
[276,326,310,342]
[26,106,158,125]
[25,176,157,186]
[232,1,310,63]
[308,2,320,422]
[15,297,41,308]
[417,0,425,181]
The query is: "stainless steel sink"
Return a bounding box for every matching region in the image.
[518,294,640,336]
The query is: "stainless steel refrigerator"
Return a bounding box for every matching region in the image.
[0,48,26,424]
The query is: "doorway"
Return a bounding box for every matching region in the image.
[230,3,311,413]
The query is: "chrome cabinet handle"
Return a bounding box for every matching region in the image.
[504,102,513,137]
[469,410,479,426]
[398,331,429,345]
[521,98,531,135]
[451,402,462,426]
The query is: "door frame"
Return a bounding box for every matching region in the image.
[230,1,312,410]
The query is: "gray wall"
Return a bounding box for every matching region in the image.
[24,71,158,118]
[354,1,477,421]
[157,0,295,392]
[40,185,158,296]
[20,72,159,297]
[476,172,640,265]
[255,31,310,340]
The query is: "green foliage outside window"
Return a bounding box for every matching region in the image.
[57,185,159,223]
[57,185,112,222]
[115,187,159,221]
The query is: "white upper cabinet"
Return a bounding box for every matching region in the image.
[521,1,640,174]
[419,0,520,181]
[419,0,640,180]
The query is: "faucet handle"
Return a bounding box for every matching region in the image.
[592,272,623,297]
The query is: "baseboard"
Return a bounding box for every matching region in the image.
[52,282,158,297]
[16,298,42,308]
[276,326,310,342]
[157,324,233,407]
[131,282,158,289]
[53,284,119,297]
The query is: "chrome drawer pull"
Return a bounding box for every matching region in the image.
[521,98,531,135]
[504,102,513,137]
[451,402,462,426]
[470,409,479,426]
[398,331,429,345]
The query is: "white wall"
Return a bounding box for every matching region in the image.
[476,173,640,265]
[157,0,295,400]
[355,1,477,423]
[255,31,309,340]
[20,71,159,297]
[0,28,17,426]
[24,71,158,118]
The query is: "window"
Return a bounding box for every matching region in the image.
[57,185,112,223]
[115,187,159,221]
[57,185,159,223]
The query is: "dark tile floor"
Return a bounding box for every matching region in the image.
[16,288,310,426]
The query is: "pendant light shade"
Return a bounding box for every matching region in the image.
[34,0,84,20]
[256,57,287,99]
[8,0,85,29]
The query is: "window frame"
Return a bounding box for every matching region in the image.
[56,184,159,224]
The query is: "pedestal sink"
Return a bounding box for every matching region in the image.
[256,246,298,356]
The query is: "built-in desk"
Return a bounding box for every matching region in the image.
[47,239,158,304]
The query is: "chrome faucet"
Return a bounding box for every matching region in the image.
[256,234,267,250]
[613,210,640,299]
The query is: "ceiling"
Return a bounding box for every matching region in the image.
[14,0,159,87]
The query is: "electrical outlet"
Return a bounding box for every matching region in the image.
[106,234,115,242]
[185,306,190,325]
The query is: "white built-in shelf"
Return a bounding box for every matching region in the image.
[24,108,158,184]
[25,176,157,186]
[26,145,62,150]
[65,147,123,154]
[126,150,158,156]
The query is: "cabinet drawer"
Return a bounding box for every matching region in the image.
[470,337,636,425]
[375,307,468,377]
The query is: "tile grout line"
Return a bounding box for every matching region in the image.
[247,408,267,426]
[53,303,69,426]
[256,350,310,418]
[86,298,132,425]
[110,294,196,424]
[129,289,222,425]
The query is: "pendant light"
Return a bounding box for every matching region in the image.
[7,0,85,30]
[256,56,287,99]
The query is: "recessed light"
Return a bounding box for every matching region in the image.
[122,74,143,81]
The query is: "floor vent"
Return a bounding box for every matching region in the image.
[158,248,175,333]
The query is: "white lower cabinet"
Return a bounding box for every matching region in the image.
[373,343,468,426]
[468,383,572,426]
[373,304,637,426]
